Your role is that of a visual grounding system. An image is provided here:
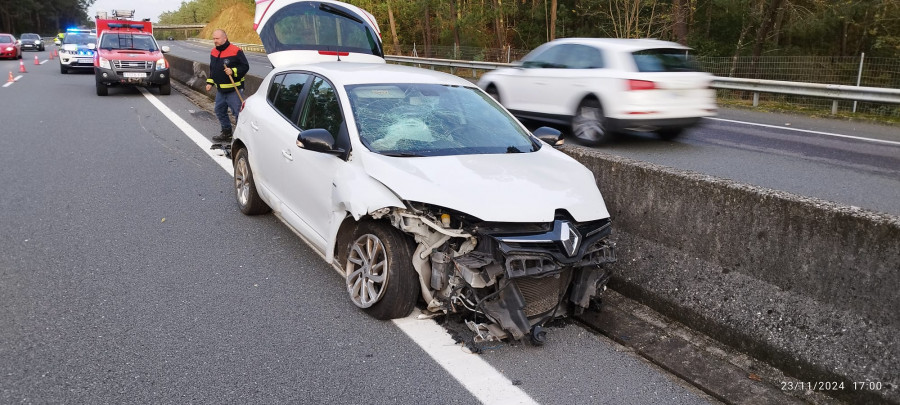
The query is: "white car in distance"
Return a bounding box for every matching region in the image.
[232,0,617,344]
[478,38,718,145]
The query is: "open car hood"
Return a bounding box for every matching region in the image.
[360,149,610,223]
[254,0,385,67]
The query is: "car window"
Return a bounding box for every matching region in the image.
[100,34,155,51]
[271,73,310,119]
[348,84,537,157]
[0,35,13,43]
[298,77,343,140]
[632,48,699,72]
[521,44,568,69]
[564,44,605,69]
[22,34,39,40]
[260,2,382,57]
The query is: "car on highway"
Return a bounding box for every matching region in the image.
[478,38,718,144]
[0,33,22,59]
[231,0,617,344]
[19,33,45,51]
[58,29,96,73]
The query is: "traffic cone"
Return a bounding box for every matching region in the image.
[49,50,54,60]
[7,71,14,82]
[34,55,39,65]
[18,60,26,73]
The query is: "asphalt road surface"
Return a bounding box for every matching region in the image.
[1,50,721,404]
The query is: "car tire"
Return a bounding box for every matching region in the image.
[233,148,271,215]
[96,83,108,96]
[657,128,684,141]
[571,98,613,145]
[60,64,67,74]
[486,84,501,104]
[159,82,171,95]
[345,221,419,320]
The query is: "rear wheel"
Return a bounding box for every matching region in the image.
[233,148,270,215]
[571,98,613,145]
[159,82,171,95]
[345,221,419,320]
[657,128,684,141]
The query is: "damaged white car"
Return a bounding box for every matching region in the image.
[232,0,616,344]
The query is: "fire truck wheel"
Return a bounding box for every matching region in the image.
[96,83,108,96]
[159,82,171,95]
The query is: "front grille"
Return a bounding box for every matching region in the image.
[516,275,565,317]
[113,60,152,69]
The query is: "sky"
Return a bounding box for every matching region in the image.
[89,0,184,23]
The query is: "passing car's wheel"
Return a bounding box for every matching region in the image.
[59,64,67,74]
[159,82,171,95]
[657,128,684,141]
[345,221,419,320]
[486,84,501,103]
[233,148,271,215]
[96,83,108,96]
[571,99,613,145]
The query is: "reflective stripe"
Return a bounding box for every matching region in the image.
[217,77,245,89]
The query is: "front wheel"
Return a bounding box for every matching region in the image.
[59,64,67,74]
[345,221,419,320]
[96,83,107,96]
[233,148,271,215]
[485,85,501,104]
[159,82,171,95]
[571,99,613,145]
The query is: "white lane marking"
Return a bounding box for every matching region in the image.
[40,60,48,64]
[138,87,234,175]
[2,75,21,88]
[141,87,535,405]
[706,117,900,146]
[394,311,539,405]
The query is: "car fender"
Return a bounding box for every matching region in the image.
[323,162,404,263]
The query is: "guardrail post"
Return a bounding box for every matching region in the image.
[753,92,759,107]
[832,100,839,115]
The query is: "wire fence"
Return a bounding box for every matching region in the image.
[385,44,900,119]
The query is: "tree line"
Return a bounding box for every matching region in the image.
[0,0,95,35]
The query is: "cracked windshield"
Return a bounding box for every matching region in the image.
[347,84,537,157]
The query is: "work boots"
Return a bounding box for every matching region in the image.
[212,128,232,142]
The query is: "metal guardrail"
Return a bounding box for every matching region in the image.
[186,39,900,112]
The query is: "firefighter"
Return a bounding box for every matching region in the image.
[205,29,249,142]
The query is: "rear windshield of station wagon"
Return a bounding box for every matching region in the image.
[632,48,701,72]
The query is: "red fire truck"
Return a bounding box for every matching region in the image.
[94,11,171,96]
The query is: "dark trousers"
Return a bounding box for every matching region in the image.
[215,88,243,130]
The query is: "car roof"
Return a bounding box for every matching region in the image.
[272,62,475,87]
[550,37,690,52]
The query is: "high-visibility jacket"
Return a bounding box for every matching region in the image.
[207,41,249,93]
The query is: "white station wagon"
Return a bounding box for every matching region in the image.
[232,0,616,343]
[478,38,718,144]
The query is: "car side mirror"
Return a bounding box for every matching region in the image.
[533,126,564,146]
[297,128,344,155]
[161,45,170,53]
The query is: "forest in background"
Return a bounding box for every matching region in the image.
[154,0,900,59]
[2,0,897,60]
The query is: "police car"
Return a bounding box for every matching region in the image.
[58,28,97,74]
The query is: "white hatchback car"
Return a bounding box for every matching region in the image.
[478,38,717,144]
[233,0,616,343]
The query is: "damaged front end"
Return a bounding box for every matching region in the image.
[376,202,616,344]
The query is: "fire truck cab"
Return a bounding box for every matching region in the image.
[94,11,171,96]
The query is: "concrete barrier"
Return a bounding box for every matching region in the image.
[566,148,899,404]
[166,54,899,403]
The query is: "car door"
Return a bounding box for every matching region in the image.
[249,72,311,209]
[520,44,608,117]
[280,75,349,248]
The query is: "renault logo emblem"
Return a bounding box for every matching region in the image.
[559,221,581,257]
